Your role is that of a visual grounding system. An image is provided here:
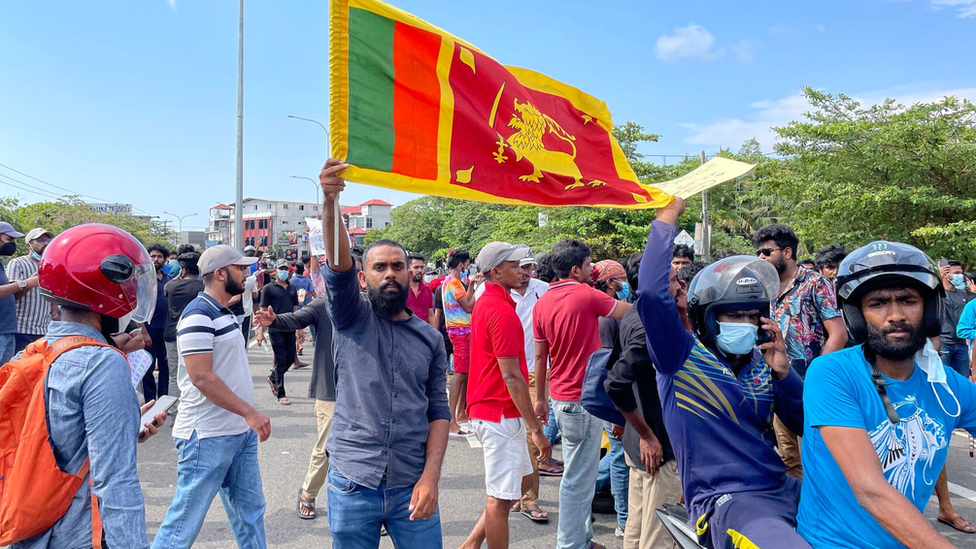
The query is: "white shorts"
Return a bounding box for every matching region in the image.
[472,417,534,501]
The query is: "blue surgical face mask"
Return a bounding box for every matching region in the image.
[29,244,42,261]
[459,268,469,281]
[277,270,289,281]
[167,259,180,275]
[616,281,630,300]
[715,322,759,356]
[950,274,966,290]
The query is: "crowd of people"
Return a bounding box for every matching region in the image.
[2,157,976,549]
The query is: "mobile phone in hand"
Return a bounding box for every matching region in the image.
[139,395,178,434]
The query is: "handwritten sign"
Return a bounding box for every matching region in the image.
[654,157,756,199]
[305,217,326,256]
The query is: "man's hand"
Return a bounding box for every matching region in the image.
[610,423,624,439]
[253,306,276,328]
[137,399,168,443]
[24,275,39,289]
[534,399,549,426]
[655,197,687,226]
[939,264,951,281]
[138,326,153,349]
[409,473,439,521]
[246,409,271,442]
[531,428,552,462]
[759,316,790,379]
[640,435,664,476]
[320,158,349,199]
[470,271,485,285]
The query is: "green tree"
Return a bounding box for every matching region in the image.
[771,87,976,264]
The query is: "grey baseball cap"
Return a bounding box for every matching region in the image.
[476,242,531,273]
[516,245,535,266]
[275,259,289,269]
[198,245,258,275]
[0,222,24,238]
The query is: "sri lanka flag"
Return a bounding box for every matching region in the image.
[329,0,752,208]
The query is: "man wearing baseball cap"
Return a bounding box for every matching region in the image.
[461,242,552,549]
[154,244,271,548]
[0,221,27,362]
[7,228,56,353]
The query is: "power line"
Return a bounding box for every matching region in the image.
[0,173,65,200]
[0,161,156,216]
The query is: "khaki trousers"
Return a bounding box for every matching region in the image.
[302,399,336,498]
[520,371,542,508]
[623,453,682,549]
[773,414,803,479]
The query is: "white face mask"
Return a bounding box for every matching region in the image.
[423,274,434,283]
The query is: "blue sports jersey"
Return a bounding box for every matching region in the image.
[637,221,805,537]
[799,345,976,548]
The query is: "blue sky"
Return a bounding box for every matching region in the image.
[0,0,972,231]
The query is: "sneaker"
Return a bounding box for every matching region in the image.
[615,526,625,539]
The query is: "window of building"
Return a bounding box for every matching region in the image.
[366,217,373,229]
[299,205,304,211]
[365,205,372,215]
[283,203,289,209]
[259,236,268,247]
[254,205,258,211]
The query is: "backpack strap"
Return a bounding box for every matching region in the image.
[41,335,124,549]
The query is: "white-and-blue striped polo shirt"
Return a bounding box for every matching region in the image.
[172,291,254,440]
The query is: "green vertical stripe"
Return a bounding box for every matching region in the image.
[347,8,395,171]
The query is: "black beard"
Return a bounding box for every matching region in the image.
[225,277,245,296]
[368,279,408,317]
[412,273,423,283]
[865,320,926,361]
[774,257,788,274]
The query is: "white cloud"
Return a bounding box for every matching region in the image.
[931,0,976,17]
[167,0,176,11]
[654,24,725,62]
[729,39,758,64]
[681,86,976,151]
[814,24,827,32]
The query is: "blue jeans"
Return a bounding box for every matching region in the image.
[941,342,971,377]
[152,430,266,549]
[0,333,15,363]
[327,466,442,549]
[544,397,561,446]
[596,422,629,530]
[553,399,603,549]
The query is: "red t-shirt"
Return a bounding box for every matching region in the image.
[406,282,434,323]
[532,280,617,401]
[467,282,528,422]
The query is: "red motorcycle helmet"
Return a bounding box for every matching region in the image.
[38,223,157,322]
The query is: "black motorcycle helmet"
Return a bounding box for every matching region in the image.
[686,256,780,345]
[834,241,944,343]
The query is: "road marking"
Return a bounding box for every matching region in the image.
[248,339,257,349]
[948,482,976,503]
[467,436,482,449]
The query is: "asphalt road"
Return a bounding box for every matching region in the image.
[136,340,976,548]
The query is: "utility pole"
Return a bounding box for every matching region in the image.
[700,150,710,260]
[234,0,245,251]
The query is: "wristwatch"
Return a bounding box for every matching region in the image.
[17,280,27,290]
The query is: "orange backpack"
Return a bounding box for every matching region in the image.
[0,335,123,546]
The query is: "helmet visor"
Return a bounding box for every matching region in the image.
[690,255,780,307]
[128,263,158,323]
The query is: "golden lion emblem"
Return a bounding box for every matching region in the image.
[490,89,605,191]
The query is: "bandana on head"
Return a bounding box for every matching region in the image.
[592,260,626,283]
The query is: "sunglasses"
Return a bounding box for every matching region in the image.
[756,247,781,257]
[33,237,52,243]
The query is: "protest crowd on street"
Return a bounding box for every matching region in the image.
[2,1,976,549]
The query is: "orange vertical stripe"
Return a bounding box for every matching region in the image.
[391,23,441,180]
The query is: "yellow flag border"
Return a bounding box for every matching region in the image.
[329,0,696,209]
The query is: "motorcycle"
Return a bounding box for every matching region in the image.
[656,504,705,549]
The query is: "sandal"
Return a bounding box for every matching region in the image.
[539,459,564,477]
[279,397,292,405]
[938,514,975,533]
[267,376,279,397]
[298,491,316,520]
[449,427,475,438]
[520,505,549,523]
[293,361,309,369]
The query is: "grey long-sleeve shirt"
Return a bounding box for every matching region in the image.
[324,266,451,490]
[267,297,336,401]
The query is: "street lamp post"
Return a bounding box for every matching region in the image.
[287,114,337,257]
[290,176,320,207]
[163,211,199,241]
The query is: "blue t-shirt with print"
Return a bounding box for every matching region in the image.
[798,345,976,548]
